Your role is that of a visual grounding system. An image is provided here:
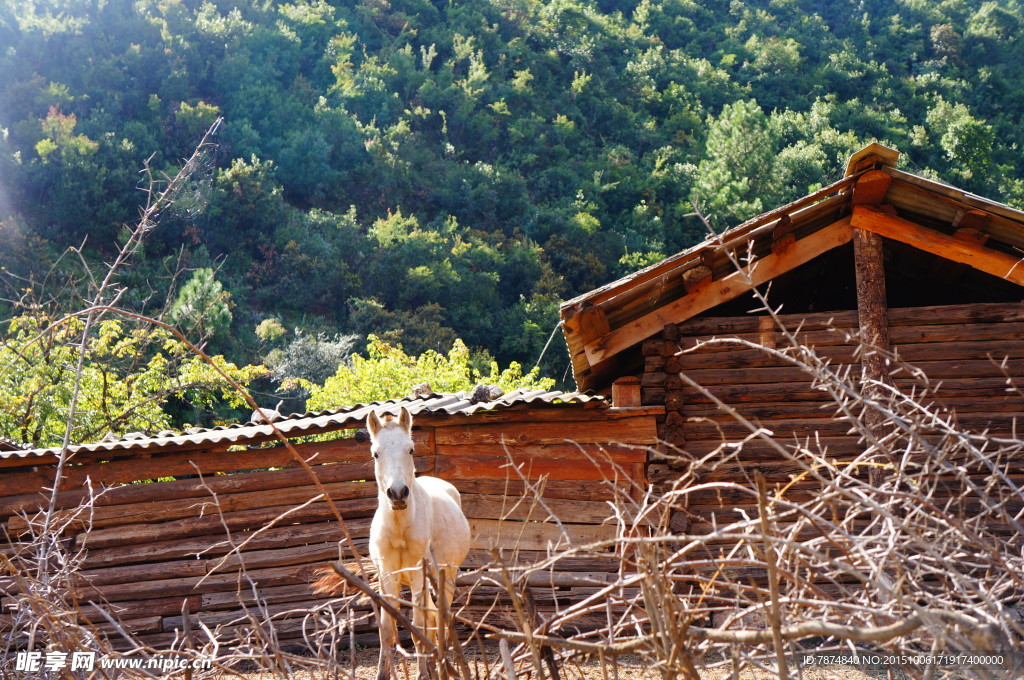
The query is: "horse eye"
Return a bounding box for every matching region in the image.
[371,451,378,459]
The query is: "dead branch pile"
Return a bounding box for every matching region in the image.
[516,334,1024,679]
[3,332,1024,679]
[297,330,1024,680]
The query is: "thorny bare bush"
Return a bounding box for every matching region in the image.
[4,333,1024,680]
[1,485,108,670]
[516,338,1024,680]
[3,208,1024,680]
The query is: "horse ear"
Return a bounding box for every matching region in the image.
[367,410,383,438]
[397,406,413,433]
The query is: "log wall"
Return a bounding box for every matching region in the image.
[0,406,658,651]
[643,300,1024,554]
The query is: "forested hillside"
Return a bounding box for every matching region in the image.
[2,0,1023,429]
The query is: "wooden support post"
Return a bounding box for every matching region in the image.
[853,228,890,380]
[852,227,891,442]
[611,376,641,408]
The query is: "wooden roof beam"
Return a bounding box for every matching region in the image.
[582,216,854,366]
[851,205,1024,287]
[560,174,858,311]
[844,142,899,177]
[952,208,991,235]
[770,214,795,255]
[851,169,893,206]
[563,303,610,345]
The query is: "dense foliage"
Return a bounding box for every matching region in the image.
[0,314,265,446]
[305,335,553,409]
[2,0,1023,405]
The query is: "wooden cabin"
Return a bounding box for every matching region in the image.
[0,389,659,650]
[560,142,1024,551]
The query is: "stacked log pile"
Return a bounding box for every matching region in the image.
[642,300,1024,591]
[0,407,657,650]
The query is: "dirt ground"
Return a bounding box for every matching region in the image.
[235,644,887,680]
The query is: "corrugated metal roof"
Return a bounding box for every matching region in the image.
[2,389,605,462]
[0,436,26,452]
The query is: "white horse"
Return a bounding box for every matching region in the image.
[367,406,470,680]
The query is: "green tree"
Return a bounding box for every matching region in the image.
[4,0,1024,393]
[305,335,554,410]
[690,99,780,229]
[205,155,289,258]
[0,313,265,446]
[168,267,233,344]
[347,299,460,357]
[174,100,221,147]
[34,107,98,161]
[266,331,358,388]
[925,97,996,190]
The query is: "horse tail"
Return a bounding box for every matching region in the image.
[311,560,378,596]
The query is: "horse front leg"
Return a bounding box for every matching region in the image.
[377,572,399,680]
[410,568,438,680]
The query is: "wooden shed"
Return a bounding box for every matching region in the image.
[560,142,1024,559]
[0,389,659,650]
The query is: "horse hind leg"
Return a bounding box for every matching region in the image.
[440,565,458,621]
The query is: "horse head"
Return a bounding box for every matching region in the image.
[367,406,416,510]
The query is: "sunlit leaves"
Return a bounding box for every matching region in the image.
[35,107,98,161]
[305,335,554,412]
[925,97,995,187]
[0,313,265,446]
[174,100,221,139]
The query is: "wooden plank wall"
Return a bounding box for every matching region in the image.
[642,300,1024,582]
[0,407,657,651]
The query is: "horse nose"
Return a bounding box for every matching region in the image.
[387,485,409,502]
